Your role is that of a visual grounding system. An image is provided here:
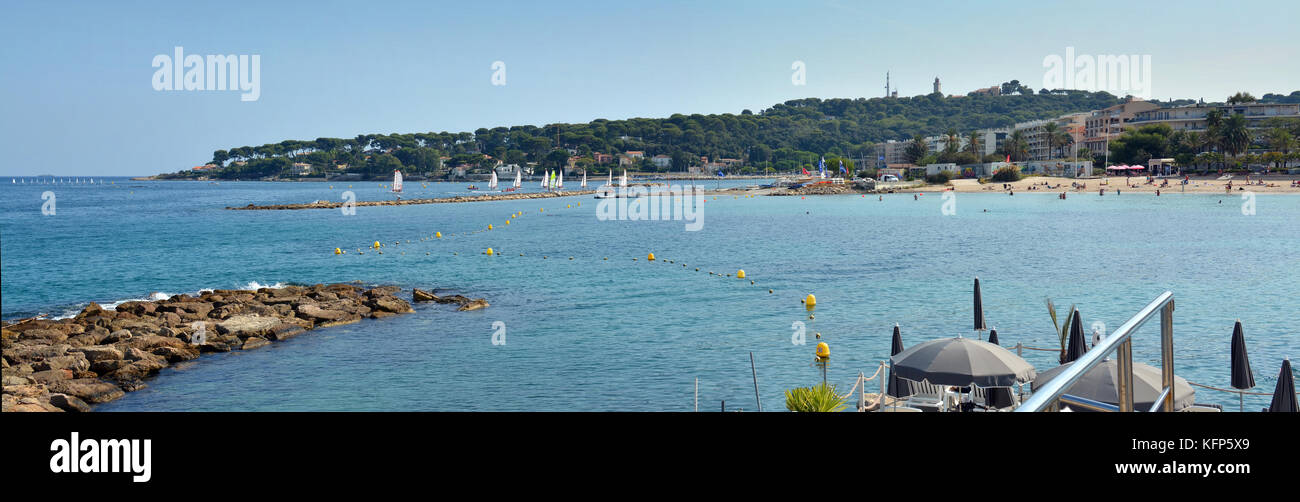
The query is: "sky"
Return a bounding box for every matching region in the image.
[1,0,1297,176]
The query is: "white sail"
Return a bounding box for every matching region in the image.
[542,170,548,188]
[581,171,587,188]
[557,170,563,189]
[392,170,403,193]
[489,171,498,189]
[513,169,521,188]
[620,169,627,188]
[607,170,613,187]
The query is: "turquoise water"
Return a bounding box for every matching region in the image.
[2,179,1297,411]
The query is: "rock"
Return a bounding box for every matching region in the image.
[119,334,189,352]
[32,354,90,373]
[104,329,133,344]
[90,359,130,375]
[48,378,125,404]
[5,343,70,363]
[76,302,106,319]
[109,318,162,335]
[152,346,199,363]
[108,359,167,380]
[317,315,361,328]
[66,330,110,347]
[268,323,306,341]
[117,379,148,392]
[18,329,68,343]
[412,289,436,302]
[115,301,156,316]
[368,296,414,314]
[241,337,270,350]
[216,315,282,339]
[457,299,490,311]
[29,369,74,384]
[365,286,402,298]
[48,393,92,412]
[73,345,124,362]
[296,304,348,322]
[2,375,32,386]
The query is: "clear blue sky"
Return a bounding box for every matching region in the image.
[2,0,1296,176]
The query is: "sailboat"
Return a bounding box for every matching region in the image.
[391,170,403,193]
[506,169,520,192]
[488,171,499,191]
[557,170,564,190]
[541,170,549,189]
[581,171,587,189]
[620,169,628,189]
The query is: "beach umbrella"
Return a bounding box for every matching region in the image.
[1267,359,1296,413]
[891,337,1036,388]
[973,277,987,339]
[1032,359,1195,411]
[1230,320,1255,411]
[1064,310,1087,363]
[887,324,906,397]
[988,328,999,346]
[980,327,1015,408]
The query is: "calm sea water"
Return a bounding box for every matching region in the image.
[2,178,1297,411]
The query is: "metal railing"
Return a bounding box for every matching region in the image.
[1017,291,1176,412]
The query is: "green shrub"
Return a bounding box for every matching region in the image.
[991,166,1022,182]
[784,382,847,412]
[925,171,954,184]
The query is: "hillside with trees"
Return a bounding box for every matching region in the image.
[161,88,1134,180]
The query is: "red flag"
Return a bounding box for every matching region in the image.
[802,167,809,175]
[1005,154,1010,163]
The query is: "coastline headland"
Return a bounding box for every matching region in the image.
[1,283,480,412]
[227,190,597,210]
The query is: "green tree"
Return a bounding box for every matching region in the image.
[1220,113,1251,168]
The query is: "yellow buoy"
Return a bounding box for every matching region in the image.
[488,224,493,230]
[816,342,830,358]
[540,208,544,212]
[486,248,494,256]
[436,232,442,238]
[334,248,342,255]
[647,253,655,261]
[505,220,510,225]
[566,204,571,208]
[737,269,746,279]
[805,294,817,310]
[373,241,381,249]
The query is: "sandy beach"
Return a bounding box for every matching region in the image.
[942,175,1300,194]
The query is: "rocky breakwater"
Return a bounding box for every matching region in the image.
[227,190,598,211]
[1,283,420,412]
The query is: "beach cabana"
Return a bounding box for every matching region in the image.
[1031,359,1195,411]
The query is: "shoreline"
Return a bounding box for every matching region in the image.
[1,283,481,412]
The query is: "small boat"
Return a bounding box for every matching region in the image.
[557,170,564,190]
[581,171,587,188]
[488,171,499,190]
[392,170,403,193]
[466,185,479,190]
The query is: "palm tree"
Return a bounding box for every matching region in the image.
[966,131,982,157]
[1043,122,1060,159]
[944,128,960,154]
[1002,130,1029,162]
[1220,113,1251,170]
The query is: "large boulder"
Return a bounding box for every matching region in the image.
[368,296,414,314]
[115,301,156,316]
[49,393,92,412]
[241,337,271,350]
[72,345,123,362]
[48,378,125,404]
[412,289,436,302]
[296,304,348,322]
[5,343,71,363]
[33,354,90,373]
[18,329,68,344]
[215,315,281,339]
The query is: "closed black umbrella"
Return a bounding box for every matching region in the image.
[1268,359,1296,413]
[1230,320,1254,412]
[982,327,1014,407]
[973,277,987,339]
[1064,309,1087,363]
[988,328,999,346]
[887,324,906,397]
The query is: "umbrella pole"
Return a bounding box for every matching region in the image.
[1239,391,1244,413]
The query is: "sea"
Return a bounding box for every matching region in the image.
[1,176,1296,411]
